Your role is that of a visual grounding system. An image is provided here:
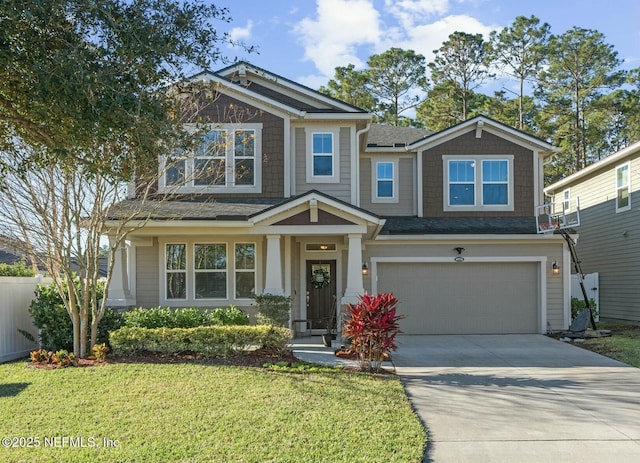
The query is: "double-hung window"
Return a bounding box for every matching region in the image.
[160,123,262,193]
[448,160,476,206]
[482,160,509,205]
[165,244,187,300]
[372,159,398,203]
[444,155,513,211]
[234,243,255,299]
[616,163,631,212]
[306,127,339,183]
[312,133,333,176]
[195,130,226,186]
[194,244,227,299]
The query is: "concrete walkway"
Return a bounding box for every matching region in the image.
[392,335,640,463]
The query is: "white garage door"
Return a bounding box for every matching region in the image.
[377,262,539,334]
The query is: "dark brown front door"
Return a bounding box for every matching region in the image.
[306,260,337,331]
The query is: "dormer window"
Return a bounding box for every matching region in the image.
[443,155,514,211]
[159,123,262,193]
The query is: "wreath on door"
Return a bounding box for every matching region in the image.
[311,267,331,289]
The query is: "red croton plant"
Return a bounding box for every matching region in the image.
[343,292,404,372]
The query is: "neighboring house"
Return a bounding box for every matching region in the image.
[104,62,570,335]
[545,140,640,323]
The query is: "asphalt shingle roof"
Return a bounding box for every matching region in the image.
[380,216,539,235]
[366,124,433,148]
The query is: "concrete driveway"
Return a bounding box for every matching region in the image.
[393,335,640,463]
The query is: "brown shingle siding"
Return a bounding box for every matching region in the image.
[422,130,534,217]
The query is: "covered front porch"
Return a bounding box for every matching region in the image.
[105,191,385,335]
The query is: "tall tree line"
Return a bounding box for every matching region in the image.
[319,15,640,182]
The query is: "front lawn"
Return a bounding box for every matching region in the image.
[574,323,640,367]
[0,360,425,462]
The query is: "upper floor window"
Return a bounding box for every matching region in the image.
[159,123,262,194]
[371,159,398,203]
[616,162,631,212]
[305,127,340,183]
[443,155,514,211]
[562,189,571,212]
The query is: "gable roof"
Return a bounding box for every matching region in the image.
[187,61,369,118]
[545,139,640,193]
[408,115,558,156]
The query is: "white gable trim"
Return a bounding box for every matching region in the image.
[249,192,384,227]
[217,63,365,113]
[188,72,304,118]
[408,117,557,155]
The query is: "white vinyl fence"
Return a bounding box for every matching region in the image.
[0,275,45,363]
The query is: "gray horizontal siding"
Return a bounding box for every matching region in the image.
[135,241,160,308]
[294,127,352,202]
[359,157,415,215]
[553,154,640,321]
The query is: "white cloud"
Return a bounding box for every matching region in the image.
[229,20,253,42]
[292,0,500,86]
[384,14,498,63]
[384,0,450,29]
[293,0,381,77]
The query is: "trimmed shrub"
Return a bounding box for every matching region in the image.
[122,306,250,329]
[109,325,292,357]
[210,305,250,326]
[0,259,35,277]
[252,294,291,327]
[28,279,123,351]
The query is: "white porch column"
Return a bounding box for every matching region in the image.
[263,235,284,295]
[342,233,365,304]
[106,237,135,307]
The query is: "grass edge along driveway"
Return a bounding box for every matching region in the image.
[0,361,426,462]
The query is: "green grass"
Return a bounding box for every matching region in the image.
[0,361,425,462]
[579,323,640,367]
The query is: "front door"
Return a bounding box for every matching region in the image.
[306,260,337,331]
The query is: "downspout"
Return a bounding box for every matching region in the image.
[355,122,371,207]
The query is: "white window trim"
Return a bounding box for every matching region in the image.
[443,154,514,212]
[158,123,263,194]
[165,243,188,302]
[305,127,340,183]
[234,242,257,300]
[562,188,571,212]
[160,238,259,305]
[616,162,631,212]
[193,243,228,301]
[371,158,399,203]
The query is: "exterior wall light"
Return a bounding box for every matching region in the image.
[362,263,369,275]
[552,261,560,275]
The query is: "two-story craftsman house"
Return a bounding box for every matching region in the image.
[105,62,570,335]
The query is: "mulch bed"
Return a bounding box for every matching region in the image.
[27,349,299,370]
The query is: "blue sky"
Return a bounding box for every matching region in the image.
[211,0,639,92]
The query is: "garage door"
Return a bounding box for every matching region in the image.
[377,262,539,334]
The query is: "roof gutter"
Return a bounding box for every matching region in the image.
[355,122,371,206]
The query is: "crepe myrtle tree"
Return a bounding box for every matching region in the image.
[0,82,260,357]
